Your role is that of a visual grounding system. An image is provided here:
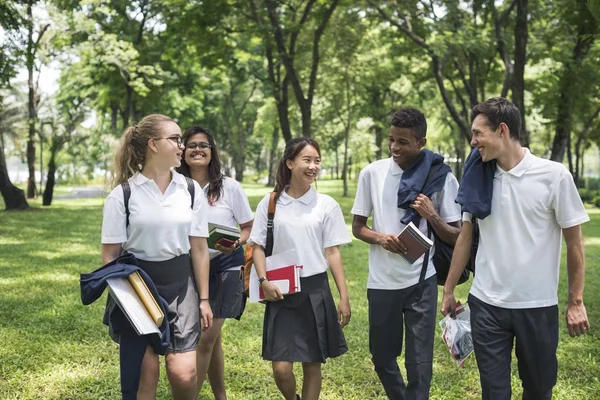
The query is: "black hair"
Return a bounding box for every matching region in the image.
[471,97,521,141]
[391,107,427,139]
[274,137,321,201]
[177,126,224,204]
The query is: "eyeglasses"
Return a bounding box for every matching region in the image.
[158,136,183,146]
[185,142,212,150]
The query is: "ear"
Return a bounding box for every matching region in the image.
[417,137,427,149]
[498,122,509,138]
[286,159,293,170]
[148,138,159,153]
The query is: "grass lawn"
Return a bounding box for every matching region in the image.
[1,179,599,399]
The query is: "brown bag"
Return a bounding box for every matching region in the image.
[241,192,277,296]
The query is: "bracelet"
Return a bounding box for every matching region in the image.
[199,298,210,302]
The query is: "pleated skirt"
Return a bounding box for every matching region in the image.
[262,271,348,363]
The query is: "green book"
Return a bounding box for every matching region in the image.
[207,223,240,249]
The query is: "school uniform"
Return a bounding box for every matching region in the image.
[203,177,254,319]
[248,187,351,362]
[351,157,461,400]
[462,149,589,400]
[102,171,209,353]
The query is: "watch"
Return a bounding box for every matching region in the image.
[258,276,268,286]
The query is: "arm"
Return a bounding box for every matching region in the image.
[102,244,122,265]
[251,244,283,301]
[352,215,407,254]
[440,220,473,318]
[410,193,461,244]
[325,246,351,328]
[563,225,590,337]
[189,236,213,330]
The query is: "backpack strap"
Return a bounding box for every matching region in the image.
[418,224,432,286]
[121,182,132,228]
[185,177,195,209]
[265,192,277,257]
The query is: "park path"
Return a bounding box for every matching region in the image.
[54,186,106,199]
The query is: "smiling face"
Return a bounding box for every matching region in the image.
[471,114,503,162]
[286,145,321,187]
[388,126,426,169]
[151,121,183,168]
[183,133,212,170]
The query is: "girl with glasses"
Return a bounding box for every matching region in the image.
[101,114,213,399]
[177,126,254,400]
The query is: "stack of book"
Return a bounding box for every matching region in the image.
[249,248,302,302]
[397,221,433,264]
[207,222,241,249]
[107,271,165,336]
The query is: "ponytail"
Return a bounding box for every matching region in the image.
[112,114,175,187]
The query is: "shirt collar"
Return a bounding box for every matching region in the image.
[278,186,317,206]
[389,157,404,176]
[130,170,187,186]
[496,148,533,177]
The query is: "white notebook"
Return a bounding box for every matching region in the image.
[107,277,160,336]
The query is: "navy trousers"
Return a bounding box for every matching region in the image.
[469,294,558,400]
[368,276,437,400]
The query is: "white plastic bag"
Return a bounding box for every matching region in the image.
[439,302,474,367]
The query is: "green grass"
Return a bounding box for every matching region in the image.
[1,180,599,399]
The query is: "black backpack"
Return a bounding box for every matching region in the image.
[420,164,478,286]
[121,177,196,227]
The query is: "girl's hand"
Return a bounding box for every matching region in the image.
[214,239,238,255]
[262,281,284,301]
[199,300,213,331]
[338,297,351,328]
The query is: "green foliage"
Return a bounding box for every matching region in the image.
[579,187,597,203]
[1,183,600,399]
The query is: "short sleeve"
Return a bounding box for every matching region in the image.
[351,167,373,217]
[190,181,209,237]
[552,168,589,229]
[435,173,461,223]
[462,212,473,223]
[101,186,127,244]
[323,200,352,248]
[248,194,269,247]
[230,180,254,224]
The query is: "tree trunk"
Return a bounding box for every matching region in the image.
[374,125,384,160]
[512,0,529,147]
[550,0,596,161]
[26,1,37,199]
[267,126,279,187]
[0,144,30,210]
[42,141,60,206]
[341,132,350,197]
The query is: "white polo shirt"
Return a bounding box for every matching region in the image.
[101,171,209,262]
[204,177,254,260]
[464,148,589,309]
[351,158,461,290]
[248,187,351,277]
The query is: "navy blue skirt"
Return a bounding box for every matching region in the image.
[262,271,348,363]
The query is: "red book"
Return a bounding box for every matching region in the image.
[258,264,302,300]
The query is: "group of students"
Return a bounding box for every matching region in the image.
[100,97,591,400]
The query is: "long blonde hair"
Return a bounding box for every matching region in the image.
[113,114,175,186]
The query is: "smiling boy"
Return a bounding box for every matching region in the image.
[441,97,591,400]
[351,108,461,399]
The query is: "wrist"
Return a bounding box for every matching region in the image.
[568,296,583,306]
[371,233,381,246]
[443,286,455,296]
[199,298,210,302]
[258,276,268,286]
